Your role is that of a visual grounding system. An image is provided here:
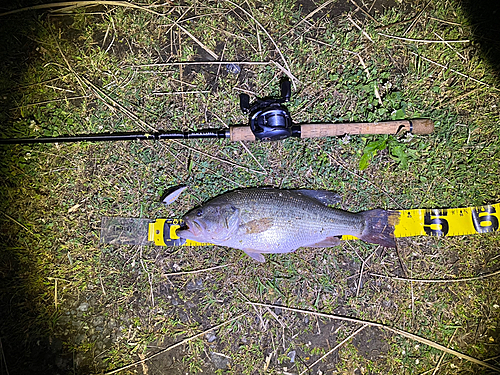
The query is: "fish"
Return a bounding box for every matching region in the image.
[176,188,399,262]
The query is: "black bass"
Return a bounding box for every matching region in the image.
[176,188,399,262]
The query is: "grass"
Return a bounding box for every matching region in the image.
[0,0,499,374]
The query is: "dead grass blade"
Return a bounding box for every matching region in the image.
[411,52,499,91]
[432,327,459,375]
[80,76,157,132]
[161,263,231,277]
[0,1,158,17]
[370,269,500,283]
[246,302,500,372]
[165,140,267,175]
[347,15,374,43]
[152,90,210,95]
[283,0,337,37]
[223,0,297,88]
[403,1,429,35]
[378,32,470,44]
[349,0,378,24]
[270,61,300,85]
[348,50,382,105]
[104,313,246,375]
[129,61,271,68]
[326,151,399,206]
[238,141,267,174]
[175,22,218,60]
[1,211,36,235]
[0,338,8,375]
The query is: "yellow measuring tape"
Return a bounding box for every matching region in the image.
[393,203,499,237]
[148,203,500,246]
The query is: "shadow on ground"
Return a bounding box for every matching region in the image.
[0,2,75,374]
[459,0,500,82]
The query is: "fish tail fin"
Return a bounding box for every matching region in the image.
[360,209,399,248]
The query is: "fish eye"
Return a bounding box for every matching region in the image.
[196,209,203,217]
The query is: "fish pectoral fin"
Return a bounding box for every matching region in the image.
[306,236,341,247]
[292,189,341,206]
[243,249,266,263]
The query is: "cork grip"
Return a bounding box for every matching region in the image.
[230,125,256,141]
[299,119,434,138]
[229,119,433,141]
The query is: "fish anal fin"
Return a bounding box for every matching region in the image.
[307,236,341,248]
[243,249,266,263]
[293,189,341,206]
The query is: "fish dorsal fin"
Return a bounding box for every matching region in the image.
[243,249,266,263]
[292,189,341,206]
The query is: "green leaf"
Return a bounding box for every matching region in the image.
[394,108,405,120]
[359,139,387,170]
[365,139,387,153]
[390,144,408,169]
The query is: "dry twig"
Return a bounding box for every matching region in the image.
[370,269,500,283]
[104,313,246,374]
[161,263,231,277]
[246,302,500,372]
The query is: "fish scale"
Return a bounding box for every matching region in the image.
[227,189,364,253]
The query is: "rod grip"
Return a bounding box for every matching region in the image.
[229,126,256,141]
[229,119,433,141]
[300,119,434,138]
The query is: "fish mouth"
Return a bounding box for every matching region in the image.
[178,217,204,238]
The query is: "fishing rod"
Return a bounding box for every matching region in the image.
[0,78,433,145]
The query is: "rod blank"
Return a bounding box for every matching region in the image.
[0,130,230,144]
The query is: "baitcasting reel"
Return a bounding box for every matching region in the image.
[239,78,297,141]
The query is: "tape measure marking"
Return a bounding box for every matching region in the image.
[393,203,499,238]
